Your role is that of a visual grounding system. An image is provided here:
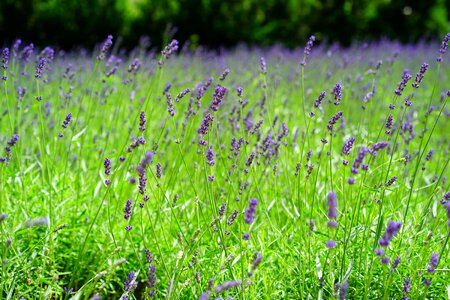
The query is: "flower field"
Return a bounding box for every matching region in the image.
[0,35,449,299]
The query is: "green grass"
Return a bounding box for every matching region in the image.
[0,36,449,299]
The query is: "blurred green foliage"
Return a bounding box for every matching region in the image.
[0,0,449,49]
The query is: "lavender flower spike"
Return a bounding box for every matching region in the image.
[97,35,113,60]
[244,198,258,224]
[214,280,242,293]
[427,252,438,273]
[378,220,402,247]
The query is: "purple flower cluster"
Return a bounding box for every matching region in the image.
[2,48,9,80]
[437,33,450,62]
[412,63,429,88]
[161,40,179,60]
[326,191,338,248]
[369,141,388,156]
[304,35,316,56]
[206,145,215,165]
[332,83,342,105]
[174,88,190,102]
[209,85,227,111]
[0,134,19,164]
[244,198,258,224]
[327,111,343,131]
[35,57,47,79]
[385,114,393,134]
[351,147,368,174]
[385,176,397,187]
[61,113,72,129]
[166,92,174,116]
[379,220,402,247]
[145,248,156,296]
[260,57,267,74]
[427,252,438,273]
[139,110,146,132]
[394,69,412,96]
[248,251,263,277]
[97,35,113,61]
[123,271,137,292]
[128,58,141,74]
[342,137,355,156]
[227,210,239,225]
[219,68,230,80]
[214,280,242,293]
[124,199,132,220]
[313,91,326,108]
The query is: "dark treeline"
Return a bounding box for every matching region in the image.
[1,0,449,50]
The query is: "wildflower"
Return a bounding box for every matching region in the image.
[20,43,34,62]
[156,163,162,178]
[136,151,154,174]
[128,58,141,74]
[347,177,355,185]
[385,114,393,134]
[303,35,316,56]
[145,249,156,296]
[199,292,211,300]
[248,251,263,277]
[243,233,250,240]
[210,85,227,111]
[378,220,402,247]
[139,110,146,132]
[206,145,215,165]
[394,69,412,96]
[425,149,434,161]
[161,40,179,61]
[380,257,390,264]
[332,83,342,105]
[390,256,401,272]
[327,191,338,224]
[403,277,411,296]
[104,158,111,175]
[227,210,239,225]
[412,63,429,88]
[327,111,343,131]
[260,57,267,74]
[2,48,9,71]
[437,33,450,62]
[326,240,337,248]
[97,35,113,60]
[342,137,355,156]
[214,280,242,293]
[427,252,438,273]
[35,57,47,79]
[236,86,243,97]
[198,113,214,135]
[61,113,72,129]
[313,91,326,108]
[244,198,258,224]
[166,92,174,116]
[124,199,132,220]
[385,176,397,187]
[123,271,137,292]
[370,141,388,156]
[339,280,348,300]
[174,88,191,102]
[219,68,230,80]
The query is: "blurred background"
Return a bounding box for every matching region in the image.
[1,0,449,50]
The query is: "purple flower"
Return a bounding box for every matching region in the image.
[412,63,429,88]
[128,58,141,74]
[385,176,397,187]
[437,33,450,61]
[385,114,393,134]
[20,43,34,62]
[403,277,411,294]
[156,163,162,178]
[210,85,227,111]
[370,141,388,156]
[61,113,72,129]
[174,88,191,102]
[374,248,385,256]
[394,69,412,96]
[227,210,238,225]
[347,177,355,185]
[378,220,402,247]
[199,292,211,300]
[124,199,132,220]
[423,279,431,286]
[166,92,174,116]
[35,57,47,79]
[139,110,146,132]
[2,48,9,70]
[243,233,250,240]
[327,191,337,219]
[97,35,113,60]
[342,137,355,156]
[104,158,111,175]
[303,35,316,56]
[326,240,337,248]
[214,280,242,293]
[313,91,326,108]
[161,40,179,61]
[380,256,390,264]
[219,68,230,80]
[260,57,267,74]
[236,86,243,97]
[198,113,214,135]
[123,271,137,292]
[137,151,154,174]
[425,149,434,161]
[244,198,258,224]
[427,252,438,273]
[327,111,343,131]
[339,280,348,300]
[390,256,401,272]
[206,145,215,165]
[332,83,342,105]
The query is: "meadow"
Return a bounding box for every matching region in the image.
[0,34,449,299]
